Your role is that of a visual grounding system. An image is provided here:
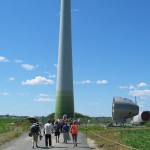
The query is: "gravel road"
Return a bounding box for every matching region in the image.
[0,131,96,150]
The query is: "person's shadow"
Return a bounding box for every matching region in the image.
[37,146,68,149]
[36,146,50,149]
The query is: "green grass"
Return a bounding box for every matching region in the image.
[0,117,31,146]
[79,125,150,150]
[0,125,14,133]
[0,117,18,133]
[118,129,150,150]
[145,121,150,127]
[79,125,125,149]
[79,125,105,131]
[0,117,18,124]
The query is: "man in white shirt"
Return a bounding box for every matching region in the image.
[44,120,54,148]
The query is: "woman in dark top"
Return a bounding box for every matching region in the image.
[53,121,61,143]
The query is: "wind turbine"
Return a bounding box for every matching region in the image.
[55,0,74,119]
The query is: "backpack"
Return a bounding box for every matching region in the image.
[31,124,39,133]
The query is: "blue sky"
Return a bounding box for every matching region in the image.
[0,0,150,117]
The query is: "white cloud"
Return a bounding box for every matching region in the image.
[21,64,35,71]
[1,92,10,96]
[119,85,135,89]
[14,59,23,63]
[120,82,148,90]
[49,74,56,78]
[96,80,108,84]
[81,80,92,84]
[22,76,54,85]
[137,82,148,87]
[38,94,49,97]
[119,86,128,89]
[8,77,15,81]
[33,97,55,102]
[74,80,92,84]
[129,89,150,97]
[44,71,56,78]
[34,93,55,103]
[129,85,135,89]
[54,64,58,68]
[17,93,29,96]
[71,9,79,12]
[0,56,9,62]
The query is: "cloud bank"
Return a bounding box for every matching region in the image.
[22,76,54,85]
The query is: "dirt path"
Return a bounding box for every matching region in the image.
[0,131,97,150]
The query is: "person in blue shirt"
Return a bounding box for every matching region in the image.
[62,121,70,143]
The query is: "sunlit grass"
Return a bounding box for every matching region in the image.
[118,129,150,149]
[0,125,14,133]
[79,125,150,150]
[0,117,31,146]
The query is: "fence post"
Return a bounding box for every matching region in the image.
[85,120,88,139]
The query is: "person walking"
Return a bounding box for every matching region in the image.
[70,120,78,147]
[53,120,61,143]
[62,121,70,143]
[30,122,41,149]
[43,120,54,148]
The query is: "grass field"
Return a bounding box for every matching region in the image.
[118,128,150,150]
[80,125,150,150]
[0,117,31,146]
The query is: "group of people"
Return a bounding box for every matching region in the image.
[29,118,78,148]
